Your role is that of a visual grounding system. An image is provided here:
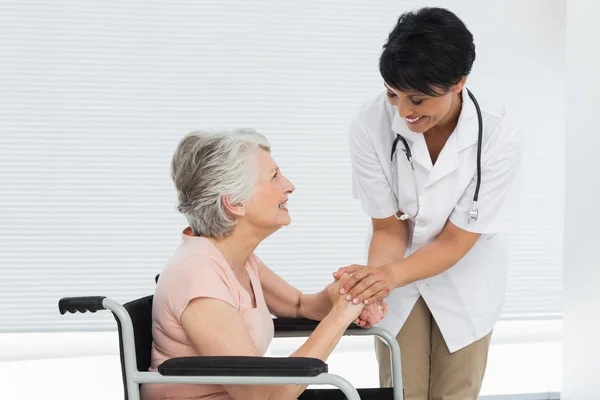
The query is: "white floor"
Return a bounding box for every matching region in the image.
[269,337,562,398]
[0,321,562,399]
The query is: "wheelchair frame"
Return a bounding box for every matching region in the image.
[58,295,403,400]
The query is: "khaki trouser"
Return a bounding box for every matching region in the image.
[375,296,493,400]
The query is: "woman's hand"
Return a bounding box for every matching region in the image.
[326,273,386,328]
[332,264,395,306]
[352,300,387,328]
[326,273,365,323]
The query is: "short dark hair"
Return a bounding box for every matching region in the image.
[379,7,476,97]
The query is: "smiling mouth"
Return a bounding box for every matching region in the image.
[405,115,425,123]
[278,201,287,209]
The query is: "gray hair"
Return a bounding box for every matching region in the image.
[171,128,271,238]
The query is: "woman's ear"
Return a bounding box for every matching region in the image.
[453,76,467,93]
[222,195,246,217]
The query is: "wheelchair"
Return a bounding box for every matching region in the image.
[58,278,404,400]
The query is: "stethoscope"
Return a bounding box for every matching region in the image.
[390,88,483,224]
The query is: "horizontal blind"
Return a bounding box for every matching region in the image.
[0,0,564,332]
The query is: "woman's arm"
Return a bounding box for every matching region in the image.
[258,263,334,320]
[180,278,363,400]
[259,261,387,325]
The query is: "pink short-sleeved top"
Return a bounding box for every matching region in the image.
[141,228,275,400]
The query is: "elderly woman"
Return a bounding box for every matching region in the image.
[141,129,386,400]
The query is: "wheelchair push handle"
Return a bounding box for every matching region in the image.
[58,296,106,315]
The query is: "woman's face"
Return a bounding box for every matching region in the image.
[384,80,465,134]
[242,149,295,232]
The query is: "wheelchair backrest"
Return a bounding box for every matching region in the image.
[113,294,154,400]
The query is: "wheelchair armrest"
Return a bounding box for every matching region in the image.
[58,296,106,314]
[158,356,327,377]
[273,317,363,333]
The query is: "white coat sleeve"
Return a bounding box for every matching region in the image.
[449,125,523,233]
[348,116,397,219]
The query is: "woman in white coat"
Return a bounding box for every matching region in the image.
[333,7,523,400]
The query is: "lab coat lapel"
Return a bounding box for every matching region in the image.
[426,133,460,187]
[425,88,479,187]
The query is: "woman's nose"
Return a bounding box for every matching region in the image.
[284,177,295,194]
[397,101,414,118]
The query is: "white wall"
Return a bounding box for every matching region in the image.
[0,0,566,333]
[562,0,600,398]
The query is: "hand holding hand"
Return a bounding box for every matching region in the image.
[326,273,365,323]
[332,264,395,306]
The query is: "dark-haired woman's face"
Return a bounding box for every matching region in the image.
[384,82,464,134]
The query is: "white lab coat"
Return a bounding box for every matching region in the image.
[348,88,522,352]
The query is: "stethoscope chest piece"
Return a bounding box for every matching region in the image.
[468,201,479,224]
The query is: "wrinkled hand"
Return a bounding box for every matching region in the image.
[326,273,365,322]
[353,300,388,329]
[332,264,394,306]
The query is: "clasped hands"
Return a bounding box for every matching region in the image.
[327,264,395,328]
